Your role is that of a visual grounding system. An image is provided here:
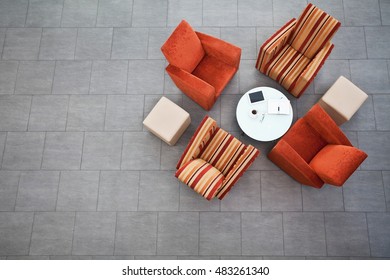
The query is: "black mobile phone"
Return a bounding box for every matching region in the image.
[248,90,264,103]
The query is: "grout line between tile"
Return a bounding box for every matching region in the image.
[24,0,30,27]
[27,211,36,256]
[240,211,242,256]
[281,212,285,256]
[79,132,85,170]
[39,132,47,169]
[130,0,135,27]
[26,95,33,132]
[102,95,108,130]
[70,211,77,255]
[113,211,118,255]
[73,28,78,59]
[0,132,8,169]
[322,212,328,256]
[136,171,141,211]
[96,170,102,211]
[88,60,93,94]
[53,170,61,211]
[96,0,101,28]
[59,0,65,27]
[365,212,372,257]
[13,170,22,212]
[155,212,159,255]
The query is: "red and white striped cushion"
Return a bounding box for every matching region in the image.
[216,145,260,200]
[176,116,217,169]
[256,19,297,73]
[264,45,311,90]
[289,41,334,96]
[175,158,224,200]
[289,3,340,59]
[199,128,246,176]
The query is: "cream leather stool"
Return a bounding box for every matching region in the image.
[318,76,368,125]
[143,96,191,146]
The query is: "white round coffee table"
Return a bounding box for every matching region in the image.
[236,87,293,141]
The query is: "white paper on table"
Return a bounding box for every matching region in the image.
[267,99,291,114]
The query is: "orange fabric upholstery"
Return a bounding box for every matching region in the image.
[256,3,340,98]
[162,20,241,111]
[166,65,216,111]
[196,31,241,69]
[268,104,367,188]
[161,20,204,73]
[176,116,260,200]
[192,55,237,99]
[310,145,367,186]
[303,102,351,146]
[268,139,324,188]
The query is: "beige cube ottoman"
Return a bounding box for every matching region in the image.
[318,76,368,125]
[143,96,191,146]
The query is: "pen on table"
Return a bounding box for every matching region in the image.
[278,106,280,112]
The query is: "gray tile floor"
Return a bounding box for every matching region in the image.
[0,0,389,260]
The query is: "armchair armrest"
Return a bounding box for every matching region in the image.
[289,42,334,97]
[217,145,260,199]
[255,18,297,73]
[176,116,218,170]
[195,31,241,69]
[268,139,324,188]
[304,104,352,146]
[175,158,224,200]
[166,64,216,110]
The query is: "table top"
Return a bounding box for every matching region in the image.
[236,87,293,142]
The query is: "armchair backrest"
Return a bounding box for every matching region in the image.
[161,20,205,73]
[199,128,246,176]
[176,116,217,169]
[289,3,340,59]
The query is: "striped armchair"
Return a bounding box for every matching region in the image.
[255,3,341,97]
[175,116,260,200]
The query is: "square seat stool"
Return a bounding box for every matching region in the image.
[318,76,368,125]
[143,96,191,146]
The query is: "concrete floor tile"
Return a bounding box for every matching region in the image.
[199,212,241,256]
[72,212,116,255]
[30,212,75,255]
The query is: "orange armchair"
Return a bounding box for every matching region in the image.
[255,3,340,97]
[268,104,367,188]
[176,116,259,200]
[161,20,241,111]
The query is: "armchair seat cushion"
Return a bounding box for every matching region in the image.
[265,45,311,90]
[175,158,224,200]
[309,145,368,186]
[192,55,237,97]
